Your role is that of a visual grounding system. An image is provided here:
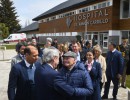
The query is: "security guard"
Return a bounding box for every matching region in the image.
[117,37,130,88]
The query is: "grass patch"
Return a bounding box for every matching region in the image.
[1,45,15,49]
[126,75,130,89]
[0,59,10,61]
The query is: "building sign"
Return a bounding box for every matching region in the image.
[66,9,110,28]
[66,17,73,28]
[74,18,109,26]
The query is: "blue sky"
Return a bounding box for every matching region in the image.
[11,0,67,27]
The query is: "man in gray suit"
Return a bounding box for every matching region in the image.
[11,44,26,67]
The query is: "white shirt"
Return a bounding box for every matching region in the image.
[77,52,80,61]
[47,63,54,69]
[86,60,94,72]
[112,49,116,53]
[24,60,34,68]
[19,54,24,60]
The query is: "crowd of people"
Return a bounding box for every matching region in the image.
[7,37,130,100]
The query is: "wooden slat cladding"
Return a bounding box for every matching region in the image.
[111,0,120,30]
[112,0,130,30]
[119,19,130,30]
[39,7,112,33]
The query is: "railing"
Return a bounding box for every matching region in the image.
[0,46,6,60]
[0,46,6,50]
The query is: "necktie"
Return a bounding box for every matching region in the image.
[29,64,33,69]
[22,55,24,59]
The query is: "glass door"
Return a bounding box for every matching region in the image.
[99,32,108,48]
[103,33,108,48]
[99,34,103,48]
[86,32,98,46]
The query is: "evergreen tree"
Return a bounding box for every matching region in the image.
[0,0,21,34]
[0,23,9,39]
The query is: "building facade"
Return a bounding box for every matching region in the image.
[33,0,130,48]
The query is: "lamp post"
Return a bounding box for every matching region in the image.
[0,30,5,60]
[85,20,88,41]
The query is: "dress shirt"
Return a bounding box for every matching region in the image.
[86,60,94,72]
[47,63,54,69]
[112,49,116,53]
[19,54,25,60]
[24,60,34,68]
[77,52,80,61]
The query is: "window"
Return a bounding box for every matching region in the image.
[82,8,86,12]
[121,0,130,18]
[122,31,129,39]
[46,18,49,22]
[39,0,113,22]
[8,36,12,39]
[93,5,97,10]
[121,31,130,44]
[98,3,102,9]
[107,1,111,6]
[102,2,107,8]
[92,34,98,45]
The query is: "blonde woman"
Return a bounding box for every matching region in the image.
[93,45,107,91]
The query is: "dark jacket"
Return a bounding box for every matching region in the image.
[126,51,130,75]
[35,63,75,100]
[85,61,102,100]
[106,50,124,77]
[85,61,102,88]
[54,61,93,100]
[80,51,87,63]
[8,60,41,100]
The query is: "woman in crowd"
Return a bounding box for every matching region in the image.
[93,45,107,92]
[85,50,102,100]
[57,43,69,69]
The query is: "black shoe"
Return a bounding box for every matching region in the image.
[101,95,108,99]
[121,85,126,89]
[113,96,117,100]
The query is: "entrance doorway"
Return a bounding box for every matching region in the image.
[86,32,108,48]
[99,32,108,48]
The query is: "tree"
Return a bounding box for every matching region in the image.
[0,0,21,34]
[0,23,9,39]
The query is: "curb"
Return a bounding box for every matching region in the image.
[127,88,130,100]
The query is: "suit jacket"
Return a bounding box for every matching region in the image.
[11,54,23,68]
[85,61,102,88]
[8,60,41,100]
[85,61,102,100]
[98,55,107,83]
[106,50,124,78]
[80,51,87,63]
[35,63,64,100]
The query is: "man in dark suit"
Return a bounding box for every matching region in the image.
[8,45,41,100]
[35,47,73,100]
[102,42,124,100]
[72,41,86,62]
[35,47,93,100]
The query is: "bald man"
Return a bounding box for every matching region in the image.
[8,46,41,100]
